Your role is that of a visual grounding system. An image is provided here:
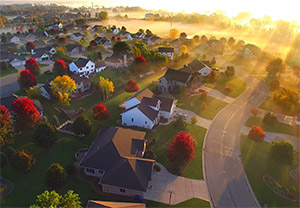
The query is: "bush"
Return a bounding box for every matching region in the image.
[262,112,278,126]
[0,152,8,168]
[154,164,161,172]
[73,115,92,136]
[66,164,76,176]
[46,163,66,190]
[51,115,60,127]
[191,116,197,124]
[13,150,36,173]
[174,116,187,130]
[269,140,295,166]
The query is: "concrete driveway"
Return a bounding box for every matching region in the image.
[144,163,209,205]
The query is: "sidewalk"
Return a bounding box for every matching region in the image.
[241,126,300,151]
[144,163,209,205]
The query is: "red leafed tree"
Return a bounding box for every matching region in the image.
[134,56,146,64]
[26,42,36,52]
[90,40,97,47]
[17,69,37,89]
[117,37,122,42]
[207,70,218,83]
[248,126,266,142]
[63,27,68,34]
[0,105,14,146]
[53,59,67,75]
[25,57,40,76]
[50,28,56,36]
[11,97,41,130]
[167,131,195,172]
[111,36,116,42]
[125,80,139,93]
[93,104,110,121]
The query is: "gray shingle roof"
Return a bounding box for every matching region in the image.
[73,57,90,68]
[162,68,191,83]
[158,47,174,53]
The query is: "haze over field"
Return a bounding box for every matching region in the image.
[1,0,300,23]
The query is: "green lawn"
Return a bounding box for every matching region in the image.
[240,135,299,207]
[204,73,247,98]
[36,72,55,84]
[147,198,210,207]
[245,116,299,137]
[39,64,50,68]
[0,69,18,78]
[260,96,299,116]
[146,122,207,179]
[177,95,228,119]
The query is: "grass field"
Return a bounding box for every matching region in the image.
[178,95,228,119]
[245,116,299,137]
[240,135,299,207]
[204,73,247,98]
[0,69,18,78]
[146,122,207,179]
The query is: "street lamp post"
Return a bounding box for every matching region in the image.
[168,189,175,205]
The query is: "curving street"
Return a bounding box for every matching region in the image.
[203,69,269,207]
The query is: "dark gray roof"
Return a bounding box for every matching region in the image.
[141,97,159,107]
[73,58,90,68]
[162,68,191,83]
[0,94,19,111]
[137,103,159,121]
[0,43,17,53]
[8,55,26,62]
[32,47,52,58]
[66,44,82,52]
[79,126,154,192]
[158,47,174,53]
[155,96,175,112]
[95,36,109,45]
[70,74,91,84]
[72,32,82,37]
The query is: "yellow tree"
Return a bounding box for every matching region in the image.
[50,75,76,94]
[180,45,188,54]
[58,92,71,107]
[170,28,179,39]
[98,76,114,101]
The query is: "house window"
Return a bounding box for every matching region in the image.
[86,66,89,69]
[175,82,177,84]
[120,188,125,193]
[131,118,134,122]
[159,80,161,83]
[86,168,95,173]
[145,121,147,124]
[98,170,104,174]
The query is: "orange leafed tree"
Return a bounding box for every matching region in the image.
[125,80,139,93]
[248,126,266,142]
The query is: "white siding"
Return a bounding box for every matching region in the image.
[83,167,104,177]
[121,108,154,129]
[40,86,51,100]
[101,184,144,197]
[124,98,140,110]
[198,67,211,76]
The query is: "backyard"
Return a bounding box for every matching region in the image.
[240,135,299,207]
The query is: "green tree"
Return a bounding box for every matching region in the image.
[13,150,36,173]
[30,190,82,208]
[33,122,57,149]
[191,116,197,124]
[46,163,66,190]
[113,41,131,54]
[262,112,278,126]
[265,58,285,75]
[174,116,187,130]
[269,140,295,165]
[73,115,92,136]
[0,61,9,70]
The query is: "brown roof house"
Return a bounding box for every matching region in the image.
[78,125,155,199]
[121,88,177,129]
[105,52,134,68]
[70,74,92,93]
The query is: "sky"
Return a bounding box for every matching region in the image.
[2,0,300,23]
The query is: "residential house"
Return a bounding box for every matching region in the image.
[94,37,111,49]
[81,25,91,31]
[145,13,155,20]
[8,35,21,44]
[78,125,155,198]
[66,44,86,56]
[32,47,56,62]
[180,59,212,76]
[158,68,202,93]
[70,74,92,93]
[110,26,120,35]
[69,57,95,77]
[0,43,17,53]
[24,33,39,42]
[32,40,47,49]
[95,62,106,73]
[158,47,174,60]
[0,94,44,117]
[105,52,134,68]
[92,25,107,32]
[7,55,26,67]
[71,32,83,42]
[121,88,176,129]
[147,36,162,45]
[117,31,133,40]
[87,200,145,208]
[238,44,262,59]
[133,32,146,40]
[40,81,53,100]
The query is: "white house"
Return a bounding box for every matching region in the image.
[8,55,26,67]
[147,36,162,45]
[31,47,56,62]
[110,26,120,35]
[71,32,83,42]
[69,58,95,77]
[158,47,174,60]
[121,88,176,129]
[9,36,21,44]
[181,59,212,76]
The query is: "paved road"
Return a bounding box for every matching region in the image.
[203,69,269,207]
[0,62,53,98]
